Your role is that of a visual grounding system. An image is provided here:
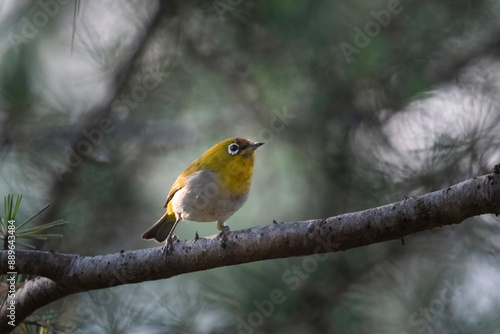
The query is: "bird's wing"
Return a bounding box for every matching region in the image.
[164,158,204,208]
[164,175,186,208]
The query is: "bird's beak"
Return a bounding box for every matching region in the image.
[248,141,264,151]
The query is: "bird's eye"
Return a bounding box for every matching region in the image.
[228,143,240,155]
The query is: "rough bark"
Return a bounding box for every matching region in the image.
[1,173,499,332]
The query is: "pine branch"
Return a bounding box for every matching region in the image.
[1,173,499,332]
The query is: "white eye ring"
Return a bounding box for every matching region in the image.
[228,143,240,155]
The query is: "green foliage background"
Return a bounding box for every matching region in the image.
[1,0,500,333]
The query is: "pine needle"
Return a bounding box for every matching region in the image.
[16,203,51,230]
[71,0,81,54]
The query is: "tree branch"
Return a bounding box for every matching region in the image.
[1,173,500,332]
[40,0,172,227]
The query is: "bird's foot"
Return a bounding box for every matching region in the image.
[217,226,230,248]
[162,235,178,256]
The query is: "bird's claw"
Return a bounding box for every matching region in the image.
[218,226,230,248]
[162,235,178,256]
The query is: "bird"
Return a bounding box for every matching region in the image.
[141,138,264,254]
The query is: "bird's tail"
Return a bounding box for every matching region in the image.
[141,212,177,243]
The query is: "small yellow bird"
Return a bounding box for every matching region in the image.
[142,138,264,253]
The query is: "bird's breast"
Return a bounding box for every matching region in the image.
[171,169,250,222]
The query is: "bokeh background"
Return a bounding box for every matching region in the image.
[1,0,500,333]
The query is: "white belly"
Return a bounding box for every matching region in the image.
[171,169,248,223]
